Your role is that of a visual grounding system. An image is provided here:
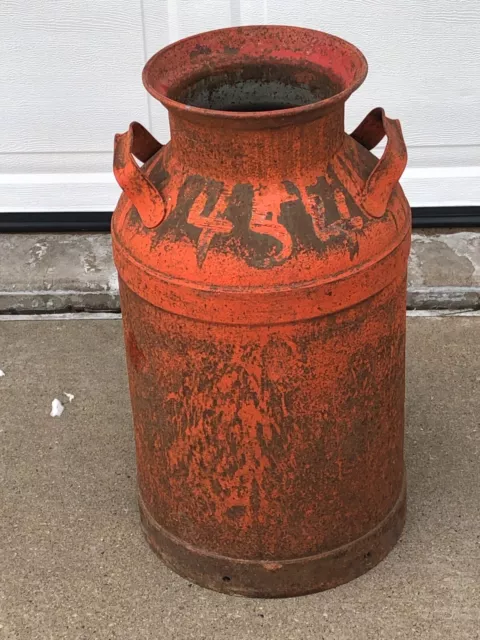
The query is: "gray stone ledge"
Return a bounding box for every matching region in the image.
[0,231,479,313]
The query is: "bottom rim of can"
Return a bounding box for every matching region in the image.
[138,474,406,598]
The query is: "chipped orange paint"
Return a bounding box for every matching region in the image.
[112,26,411,597]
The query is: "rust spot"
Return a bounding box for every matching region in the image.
[226,505,247,519]
[189,44,212,59]
[125,327,147,373]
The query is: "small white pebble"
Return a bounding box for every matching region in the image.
[63,392,74,403]
[0,370,5,377]
[50,399,64,417]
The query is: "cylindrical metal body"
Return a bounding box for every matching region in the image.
[112,26,411,597]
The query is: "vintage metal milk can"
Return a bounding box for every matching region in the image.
[112,25,410,597]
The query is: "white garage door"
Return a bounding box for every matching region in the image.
[1,0,479,213]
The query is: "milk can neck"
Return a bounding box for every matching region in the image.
[168,105,345,182]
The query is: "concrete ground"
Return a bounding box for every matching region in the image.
[0,316,479,639]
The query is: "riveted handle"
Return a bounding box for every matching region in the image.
[113,122,166,228]
[351,108,407,218]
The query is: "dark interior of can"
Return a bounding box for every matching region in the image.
[172,63,342,112]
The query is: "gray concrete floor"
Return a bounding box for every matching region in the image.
[0,316,479,640]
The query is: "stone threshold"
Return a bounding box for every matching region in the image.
[0,231,478,314]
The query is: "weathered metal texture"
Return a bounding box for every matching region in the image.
[112,26,411,598]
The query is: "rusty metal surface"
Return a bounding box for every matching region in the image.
[112,25,411,597]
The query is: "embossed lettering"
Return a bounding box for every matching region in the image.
[186,183,234,266]
[300,183,364,242]
[249,185,295,266]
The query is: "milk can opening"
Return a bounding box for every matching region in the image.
[142,26,368,121]
[171,63,342,113]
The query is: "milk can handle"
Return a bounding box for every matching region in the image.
[351,108,407,218]
[113,122,166,228]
